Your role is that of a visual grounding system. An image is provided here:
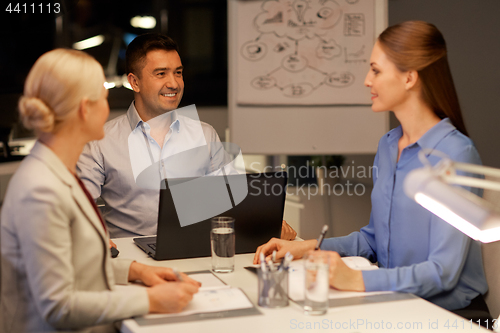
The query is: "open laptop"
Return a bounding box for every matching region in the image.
[134,171,287,260]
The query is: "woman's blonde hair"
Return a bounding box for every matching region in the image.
[18,48,104,134]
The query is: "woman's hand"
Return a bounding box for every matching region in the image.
[147,282,199,313]
[253,238,316,264]
[129,262,201,287]
[280,220,298,240]
[324,251,365,292]
[109,239,117,249]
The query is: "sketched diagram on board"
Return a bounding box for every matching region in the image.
[236,0,374,105]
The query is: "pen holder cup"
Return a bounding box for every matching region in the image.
[257,268,289,308]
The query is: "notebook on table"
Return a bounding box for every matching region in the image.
[134,270,261,326]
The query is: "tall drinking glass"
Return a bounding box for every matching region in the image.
[304,252,330,315]
[211,217,235,273]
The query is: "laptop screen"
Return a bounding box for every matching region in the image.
[153,172,287,260]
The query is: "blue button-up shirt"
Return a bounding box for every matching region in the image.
[77,103,229,238]
[321,118,488,310]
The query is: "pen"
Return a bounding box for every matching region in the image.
[314,225,329,250]
[279,252,293,271]
[269,250,277,271]
[284,252,294,269]
[172,268,184,282]
[259,252,270,303]
[260,253,267,272]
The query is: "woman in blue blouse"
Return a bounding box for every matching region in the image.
[254,21,489,314]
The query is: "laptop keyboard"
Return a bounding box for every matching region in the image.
[148,243,156,251]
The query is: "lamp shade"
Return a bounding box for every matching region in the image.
[404,168,500,243]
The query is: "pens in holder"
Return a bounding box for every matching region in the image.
[173,268,184,282]
[258,255,290,308]
[314,225,329,250]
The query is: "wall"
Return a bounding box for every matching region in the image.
[388,0,500,168]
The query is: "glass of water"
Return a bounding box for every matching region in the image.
[211,216,235,273]
[304,252,330,315]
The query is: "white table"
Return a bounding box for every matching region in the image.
[115,238,489,333]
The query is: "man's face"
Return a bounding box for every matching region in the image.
[132,49,184,117]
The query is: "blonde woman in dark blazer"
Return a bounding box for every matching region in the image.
[0,49,199,333]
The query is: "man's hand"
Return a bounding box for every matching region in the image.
[253,238,316,264]
[280,220,297,240]
[129,262,201,287]
[109,239,117,249]
[147,282,199,313]
[323,251,365,292]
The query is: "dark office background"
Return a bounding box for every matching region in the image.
[0,0,227,126]
[388,0,500,169]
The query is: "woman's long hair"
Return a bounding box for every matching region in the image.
[378,21,468,136]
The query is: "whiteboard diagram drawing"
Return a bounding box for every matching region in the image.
[236,0,375,105]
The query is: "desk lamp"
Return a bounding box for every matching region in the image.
[404,150,500,243]
[404,150,500,331]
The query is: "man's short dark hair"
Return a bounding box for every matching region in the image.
[125,33,179,77]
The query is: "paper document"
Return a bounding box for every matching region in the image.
[341,256,379,271]
[245,256,378,272]
[144,286,253,319]
[288,259,390,301]
[144,272,253,319]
